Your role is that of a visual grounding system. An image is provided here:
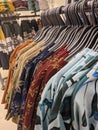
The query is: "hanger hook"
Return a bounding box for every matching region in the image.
[90,0,97,25]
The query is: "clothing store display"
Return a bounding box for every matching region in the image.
[0,0,98,130]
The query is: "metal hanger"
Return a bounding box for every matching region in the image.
[35,10,55,42]
[74,1,83,26]
[63,2,82,45]
[41,10,50,26]
[34,11,52,41]
[92,38,97,51]
[57,3,78,44]
[66,5,83,48]
[94,40,98,52]
[77,0,90,26]
[67,4,74,26]
[91,0,97,26]
[49,2,83,52]
[44,6,66,45]
[35,9,57,41]
[84,25,98,48]
[47,5,72,51]
[69,3,78,26]
[48,4,75,51]
[87,28,98,49]
[56,6,65,26]
[65,0,92,60]
[65,1,85,50]
[84,0,98,49]
[51,7,60,25]
[36,8,63,44]
[41,8,63,44]
[68,2,88,50]
[64,4,72,26]
[54,2,84,49]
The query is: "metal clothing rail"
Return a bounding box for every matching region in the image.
[17,14,40,18]
[0,13,40,21]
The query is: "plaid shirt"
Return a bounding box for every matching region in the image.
[0,23,23,70]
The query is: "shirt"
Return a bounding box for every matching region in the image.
[40,48,91,105]
[49,53,98,123]
[35,49,98,130]
[1,39,34,105]
[71,59,98,124]
[22,45,69,130]
[72,76,98,130]
[6,42,55,121]
[6,43,45,108]
[48,62,98,130]
[34,48,91,130]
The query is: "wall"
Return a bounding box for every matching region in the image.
[47,0,66,9]
[38,0,66,10]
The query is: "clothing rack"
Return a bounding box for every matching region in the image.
[0,13,40,21]
[0,1,97,130]
[17,11,40,18]
[17,14,40,18]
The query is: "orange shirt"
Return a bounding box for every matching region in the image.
[1,39,34,105]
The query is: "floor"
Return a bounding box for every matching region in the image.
[0,84,17,130]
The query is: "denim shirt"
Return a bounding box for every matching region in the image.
[48,62,98,130]
[72,68,98,130]
[34,49,98,130]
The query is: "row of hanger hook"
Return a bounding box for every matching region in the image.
[41,0,98,26]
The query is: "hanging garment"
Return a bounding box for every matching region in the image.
[0,22,23,69]
[30,19,39,32]
[0,28,8,88]
[1,39,34,104]
[10,43,69,129]
[1,1,98,130]
[34,49,98,130]
[20,19,39,40]
[48,60,98,130]
[72,72,98,130]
